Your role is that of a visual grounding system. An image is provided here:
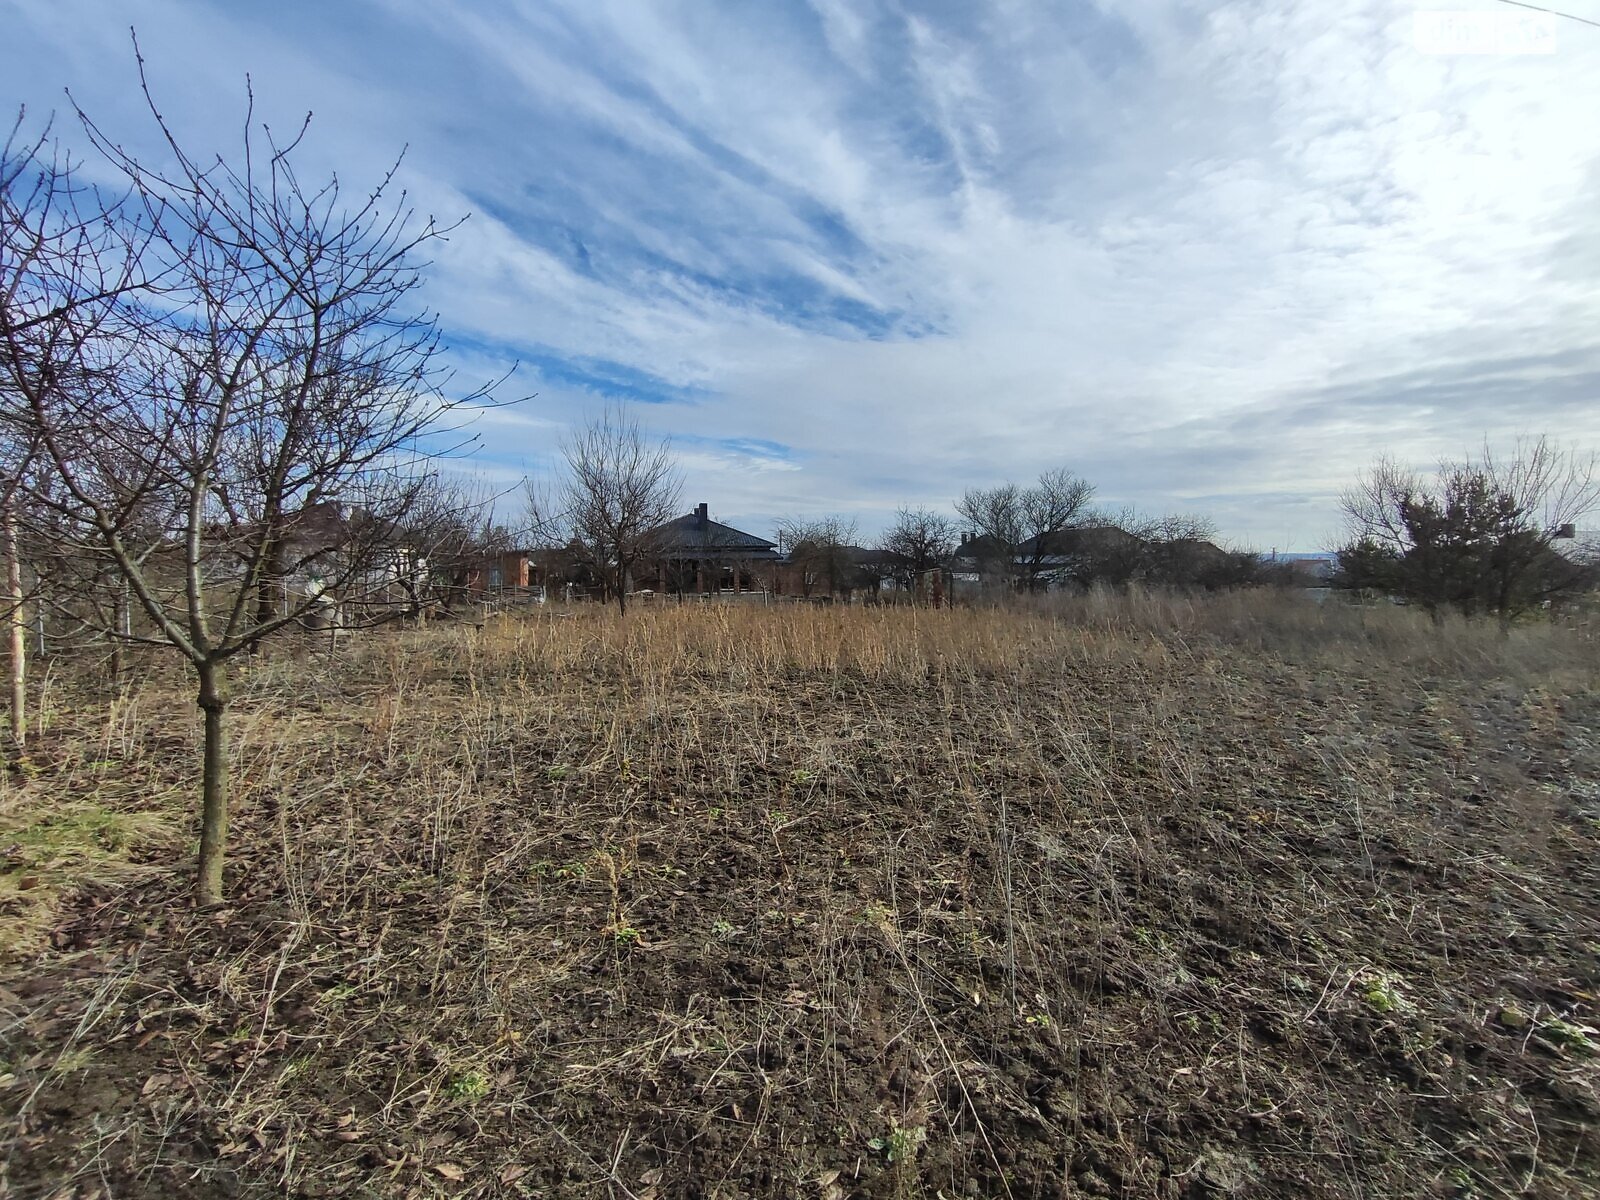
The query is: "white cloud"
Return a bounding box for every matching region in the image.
[3,0,1598,547]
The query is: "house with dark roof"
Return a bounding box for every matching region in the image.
[1016,526,1148,587]
[949,534,1012,584]
[768,543,893,601]
[952,526,1145,588]
[952,525,1241,590]
[642,503,781,595]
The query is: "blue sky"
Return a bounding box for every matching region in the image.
[5,0,1598,549]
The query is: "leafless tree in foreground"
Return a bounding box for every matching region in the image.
[544,407,680,616]
[0,69,495,903]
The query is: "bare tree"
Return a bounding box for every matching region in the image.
[1140,513,1228,588]
[386,476,513,619]
[953,483,1023,588]
[552,407,680,616]
[1478,437,1600,619]
[957,468,1095,590]
[776,515,860,598]
[1337,438,1600,623]
[0,433,45,747]
[1,109,153,743]
[0,73,494,903]
[1055,506,1147,588]
[877,505,956,594]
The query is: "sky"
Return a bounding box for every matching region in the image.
[4,0,1598,551]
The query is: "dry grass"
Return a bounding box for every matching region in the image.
[2,594,1599,1199]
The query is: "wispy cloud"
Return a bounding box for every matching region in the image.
[5,0,1598,546]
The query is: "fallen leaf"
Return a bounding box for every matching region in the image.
[435,1162,466,1181]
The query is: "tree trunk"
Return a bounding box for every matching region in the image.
[109,581,128,682]
[5,501,24,749]
[248,539,282,654]
[195,661,231,905]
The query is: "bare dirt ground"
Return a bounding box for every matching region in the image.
[2,595,1598,1199]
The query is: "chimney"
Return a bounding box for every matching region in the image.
[696,502,709,527]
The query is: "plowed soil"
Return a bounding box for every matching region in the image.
[3,600,1598,1198]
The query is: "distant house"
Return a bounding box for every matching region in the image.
[770,543,891,601]
[950,534,1013,585]
[642,503,781,595]
[953,525,1146,589]
[952,525,1247,590]
[466,545,608,598]
[1558,531,1600,574]
[1150,536,1230,580]
[466,550,535,594]
[1018,526,1147,587]
[209,499,353,620]
[843,545,899,593]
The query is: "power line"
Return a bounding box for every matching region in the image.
[1493,0,1600,31]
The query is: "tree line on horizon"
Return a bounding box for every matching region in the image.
[526,411,1600,623]
[518,412,1277,608]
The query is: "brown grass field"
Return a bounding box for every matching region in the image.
[2,593,1598,1199]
